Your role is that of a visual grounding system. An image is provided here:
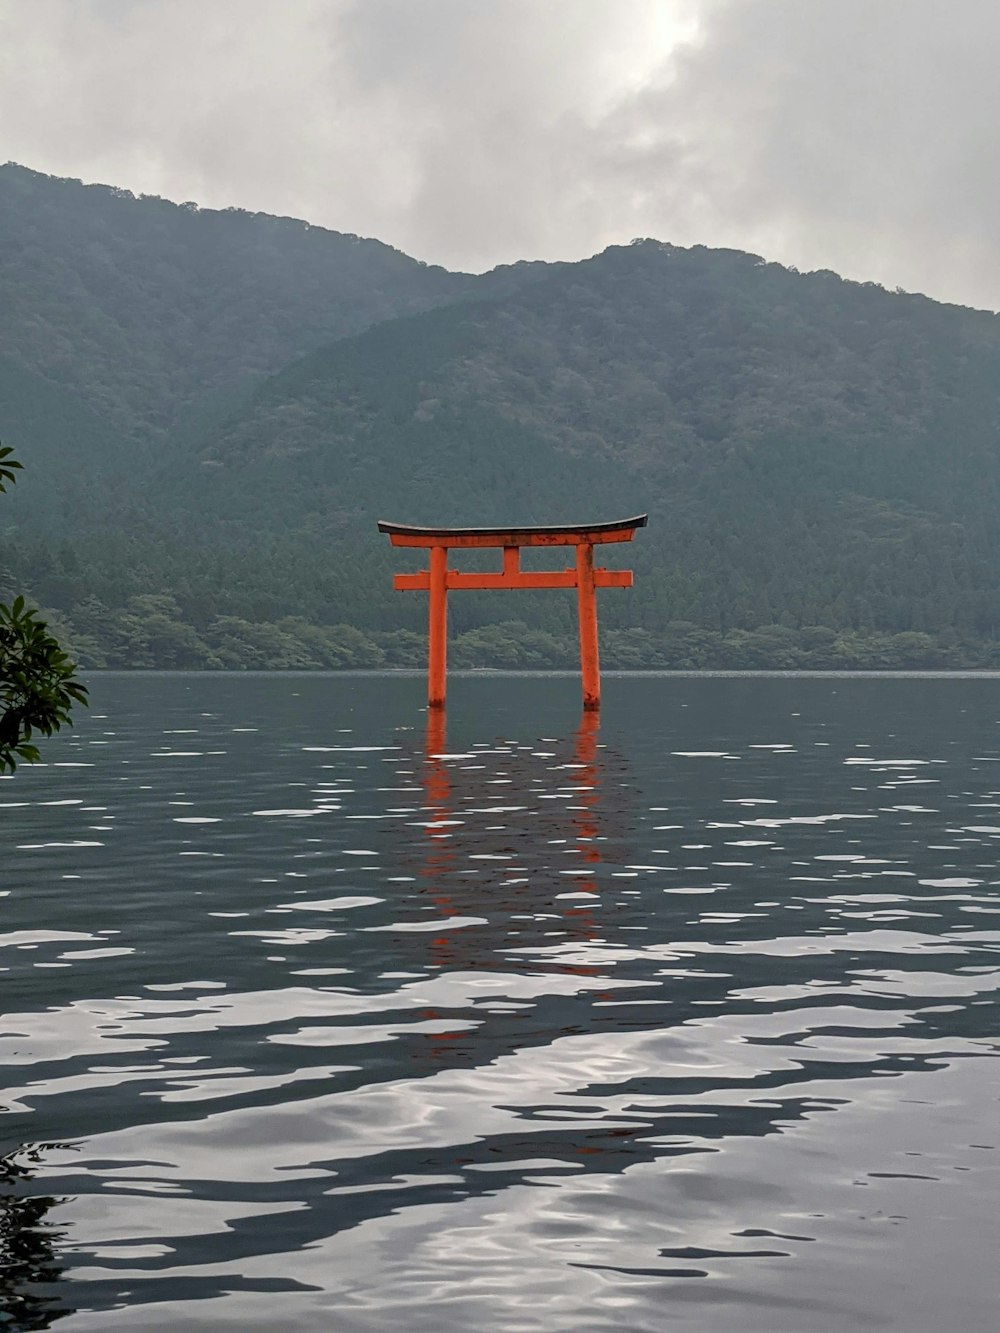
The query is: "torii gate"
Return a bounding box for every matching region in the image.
[377,515,647,711]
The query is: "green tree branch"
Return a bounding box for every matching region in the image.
[0,444,88,772]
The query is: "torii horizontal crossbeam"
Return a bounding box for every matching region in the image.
[394,568,633,591]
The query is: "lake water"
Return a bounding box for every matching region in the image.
[2,672,1000,1331]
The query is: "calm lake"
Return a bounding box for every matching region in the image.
[3,672,1000,1330]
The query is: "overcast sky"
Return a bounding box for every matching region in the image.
[2,0,998,309]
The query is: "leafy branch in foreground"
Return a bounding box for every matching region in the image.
[0,444,22,491]
[1,445,87,773]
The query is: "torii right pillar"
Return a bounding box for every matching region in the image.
[378,515,648,711]
[575,540,601,709]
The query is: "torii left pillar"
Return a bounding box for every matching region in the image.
[377,515,648,711]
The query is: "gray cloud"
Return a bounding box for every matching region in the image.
[1,0,998,308]
[603,0,1000,309]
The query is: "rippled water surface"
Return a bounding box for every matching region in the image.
[3,672,1000,1330]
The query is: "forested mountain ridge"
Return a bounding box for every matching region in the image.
[188,238,1000,522]
[149,240,1000,663]
[4,166,1000,671]
[0,163,485,444]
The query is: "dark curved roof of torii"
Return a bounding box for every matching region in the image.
[377,515,648,538]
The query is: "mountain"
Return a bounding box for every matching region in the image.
[0,162,479,445]
[3,166,1000,671]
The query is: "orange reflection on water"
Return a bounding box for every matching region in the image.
[414,709,612,976]
[405,708,632,1059]
[564,706,603,943]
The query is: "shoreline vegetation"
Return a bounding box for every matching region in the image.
[36,604,1000,673]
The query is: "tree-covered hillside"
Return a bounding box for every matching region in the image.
[0,163,477,444]
[4,168,1000,670]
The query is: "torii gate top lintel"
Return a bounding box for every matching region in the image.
[378,514,647,710]
[377,514,647,548]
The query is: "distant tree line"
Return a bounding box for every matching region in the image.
[33,597,993,672]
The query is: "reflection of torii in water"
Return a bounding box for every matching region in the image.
[378,516,647,710]
[413,709,625,1059]
[415,708,627,983]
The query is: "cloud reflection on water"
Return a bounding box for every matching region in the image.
[2,674,999,1329]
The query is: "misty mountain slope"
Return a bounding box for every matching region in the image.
[0,350,138,545]
[156,239,1000,648]
[0,163,485,444]
[177,297,647,531]
[6,173,1000,666]
[188,238,1000,509]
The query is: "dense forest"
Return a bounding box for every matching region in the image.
[3,163,1000,671]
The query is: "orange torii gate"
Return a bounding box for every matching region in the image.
[377,515,647,711]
